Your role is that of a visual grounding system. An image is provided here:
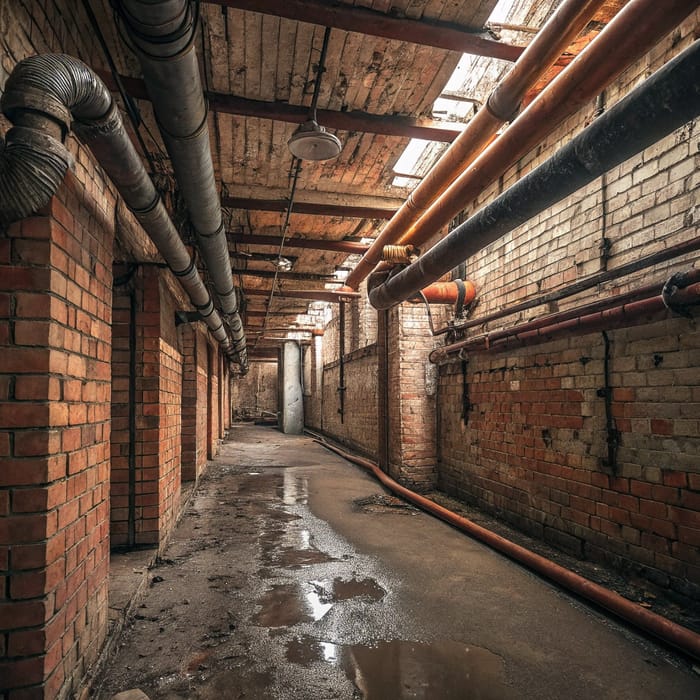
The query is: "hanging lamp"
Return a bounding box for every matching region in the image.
[288,27,342,161]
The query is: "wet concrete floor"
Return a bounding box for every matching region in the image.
[95,424,700,699]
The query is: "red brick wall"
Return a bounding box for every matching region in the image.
[435,15,700,599]
[180,324,208,481]
[110,279,134,546]
[133,270,183,546]
[0,188,112,696]
[232,361,278,421]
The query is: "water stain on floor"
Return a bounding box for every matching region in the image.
[311,577,386,603]
[286,636,514,699]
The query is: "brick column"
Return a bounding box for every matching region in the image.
[385,305,437,491]
[180,324,208,482]
[0,192,112,697]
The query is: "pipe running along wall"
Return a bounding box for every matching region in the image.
[430,273,700,363]
[115,0,246,365]
[343,0,607,291]
[313,438,700,661]
[368,40,700,309]
[0,54,238,363]
[388,0,699,259]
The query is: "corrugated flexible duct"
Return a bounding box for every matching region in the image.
[114,0,247,363]
[0,53,243,367]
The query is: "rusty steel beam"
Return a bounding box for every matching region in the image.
[210,0,524,61]
[97,71,463,143]
[242,288,360,302]
[232,268,337,281]
[223,197,397,219]
[228,233,370,254]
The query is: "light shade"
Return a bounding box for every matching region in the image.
[288,120,342,161]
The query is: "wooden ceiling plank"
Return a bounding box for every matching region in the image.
[209,0,523,61]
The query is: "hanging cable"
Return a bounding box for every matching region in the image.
[256,158,302,347]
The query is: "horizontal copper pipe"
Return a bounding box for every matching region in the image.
[345,0,608,290]
[430,277,700,362]
[394,0,699,254]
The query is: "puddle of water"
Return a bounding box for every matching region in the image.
[324,577,386,603]
[253,582,333,627]
[286,637,513,699]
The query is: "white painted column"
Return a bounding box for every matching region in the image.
[279,341,303,434]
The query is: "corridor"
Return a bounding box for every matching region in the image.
[95,425,700,700]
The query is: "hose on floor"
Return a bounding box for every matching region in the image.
[312,436,700,662]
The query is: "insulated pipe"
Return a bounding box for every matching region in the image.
[368,41,700,309]
[314,438,700,661]
[344,0,608,291]
[115,0,247,362]
[430,275,700,363]
[410,280,476,306]
[391,0,700,257]
[0,54,240,363]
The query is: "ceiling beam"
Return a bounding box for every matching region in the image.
[233,269,338,281]
[228,233,370,254]
[222,197,397,219]
[210,0,524,62]
[242,288,360,302]
[98,72,463,143]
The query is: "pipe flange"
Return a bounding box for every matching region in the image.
[662,271,693,317]
[485,89,521,123]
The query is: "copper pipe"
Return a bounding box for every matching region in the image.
[314,439,700,661]
[433,235,700,336]
[344,0,608,290]
[394,0,699,254]
[430,277,700,363]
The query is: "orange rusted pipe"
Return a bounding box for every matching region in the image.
[315,439,700,661]
[395,0,699,253]
[344,0,608,290]
[410,280,476,305]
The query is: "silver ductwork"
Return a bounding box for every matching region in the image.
[0,54,247,370]
[114,0,246,359]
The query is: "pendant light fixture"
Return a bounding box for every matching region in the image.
[288,27,342,161]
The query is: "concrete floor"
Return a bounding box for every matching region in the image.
[95,424,700,699]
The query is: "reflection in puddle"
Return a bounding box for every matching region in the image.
[311,577,386,603]
[254,582,333,627]
[286,637,513,699]
[283,471,309,505]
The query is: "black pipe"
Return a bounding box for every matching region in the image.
[368,41,700,309]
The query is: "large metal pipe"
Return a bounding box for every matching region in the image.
[0,54,240,364]
[344,0,607,291]
[389,0,699,258]
[314,438,700,662]
[368,40,700,309]
[115,0,247,363]
[430,273,700,363]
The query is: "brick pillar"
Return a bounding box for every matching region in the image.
[385,305,437,491]
[0,193,112,697]
[133,268,183,545]
[207,343,219,458]
[180,323,208,482]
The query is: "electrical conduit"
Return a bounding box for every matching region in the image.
[314,438,700,661]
